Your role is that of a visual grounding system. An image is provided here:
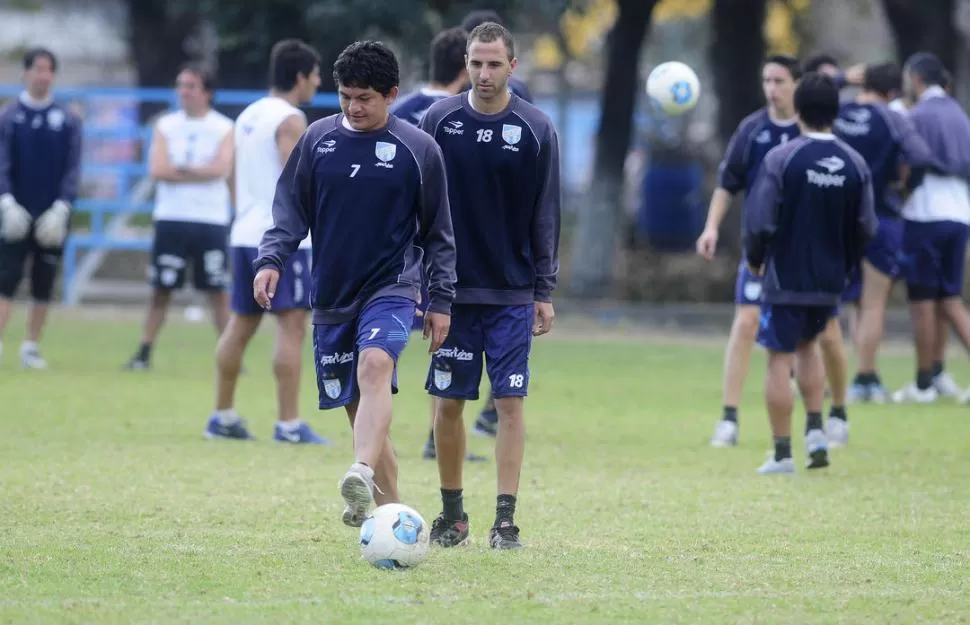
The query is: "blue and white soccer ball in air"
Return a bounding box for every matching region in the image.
[646,61,701,116]
[359,503,429,569]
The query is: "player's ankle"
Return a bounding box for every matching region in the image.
[722,406,738,423]
[805,411,823,433]
[916,369,934,390]
[441,488,464,520]
[773,436,792,461]
[494,493,516,526]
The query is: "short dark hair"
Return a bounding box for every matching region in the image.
[905,51,947,87]
[764,54,803,81]
[332,40,399,96]
[461,10,503,32]
[803,53,838,74]
[23,47,57,72]
[270,39,320,91]
[430,28,468,85]
[467,22,515,60]
[794,72,840,130]
[863,62,901,97]
[179,63,217,93]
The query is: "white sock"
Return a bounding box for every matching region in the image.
[215,409,239,425]
[21,341,37,353]
[278,419,302,431]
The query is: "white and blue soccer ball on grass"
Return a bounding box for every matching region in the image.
[646,61,701,115]
[359,503,430,569]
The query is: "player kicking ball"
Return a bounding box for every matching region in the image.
[744,72,877,474]
[205,39,328,443]
[253,41,456,526]
[419,22,561,549]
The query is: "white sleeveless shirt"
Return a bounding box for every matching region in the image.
[230,96,310,249]
[153,109,234,225]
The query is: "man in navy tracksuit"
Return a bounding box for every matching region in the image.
[0,47,82,369]
[745,72,877,475]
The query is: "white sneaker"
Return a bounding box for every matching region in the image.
[933,372,961,398]
[805,429,830,469]
[826,417,848,448]
[19,343,48,369]
[339,462,375,528]
[757,455,795,475]
[710,419,738,447]
[891,383,938,404]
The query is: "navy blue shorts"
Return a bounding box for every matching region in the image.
[758,303,837,353]
[426,303,533,401]
[842,216,904,303]
[902,220,970,301]
[312,296,416,409]
[230,247,311,315]
[734,261,762,305]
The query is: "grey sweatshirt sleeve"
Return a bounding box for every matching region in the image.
[418,140,457,315]
[532,122,562,302]
[744,149,783,269]
[59,112,83,204]
[856,164,879,251]
[255,131,313,274]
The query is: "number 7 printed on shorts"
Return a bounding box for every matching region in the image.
[368,327,380,340]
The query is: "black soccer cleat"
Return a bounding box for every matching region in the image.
[422,437,437,460]
[430,513,470,547]
[488,520,522,549]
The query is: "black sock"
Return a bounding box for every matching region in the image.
[441,488,464,521]
[773,436,792,462]
[427,429,435,445]
[932,361,944,377]
[916,369,934,391]
[495,494,516,526]
[854,371,878,386]
[805,411,823,433]
[136,342,152,361]
[829,405,847,422]
[722,406,738,423]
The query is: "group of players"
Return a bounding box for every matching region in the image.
[697,51,970,473]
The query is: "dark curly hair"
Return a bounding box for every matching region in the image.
[333,41,399,96]
[430,27,468,85]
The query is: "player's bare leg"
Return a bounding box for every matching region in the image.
[339,348,400,527]
[206,289,230,335]
[0,296,12,360]
[423,395,486,462]
[711,304,760,447]
[759,349,796,474]
[850,261,893,404]
[269,309,328,444]
[797,340,829,469]
[931,307,960,397]
[205,313,261,441]
[818,317,849,446]
[18,300,51,369]
[125,288,172,370]
[893,299,939,403]
[430,397,471,547]
[490,396,525,548]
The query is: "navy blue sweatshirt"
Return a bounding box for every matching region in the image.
[745,133,878,306]
[255,114,457,324]
[718,107,800,197]
[0,95,82,216]
[390,88,450,126]
[419,93,561,305]
[834,101,934,216]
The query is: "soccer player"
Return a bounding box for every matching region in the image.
[125,65,234,370]
[419,22,561,550]
[892,52,970,404]
[204,40,328,443]
[746,72,877,475]
[253,41,456,527]
[834,62,935,414]
[459,10,533,104]
[0,47,81,369]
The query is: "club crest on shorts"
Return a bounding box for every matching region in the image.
[744,281,762,301]
[375,141,397,162]
[433,361,452,391]
[323,376,342,400]
[501,124,521,145]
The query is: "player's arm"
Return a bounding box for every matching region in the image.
[255,131,313,275]
[417,141,457,352]
[0,106,32,241]
[178,128,234,182]
[0,107,14,198]
[58,113,83,206]
[697,122,749,258]
[275,114,307,168]
[890,109,935,191]
[531,124,562,336]
[148,126,187,182]
[743,152,783,274]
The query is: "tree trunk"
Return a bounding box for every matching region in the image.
[708,0,767,249]
[567,0,658,299]
[882,0,958,74]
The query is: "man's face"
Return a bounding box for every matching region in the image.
[903,68,923,100]
[816,63,839,78]
[466,38,516,101]
[338,83,397,131]
[24,55,55,98]
[176,70,210,114]
[297,65,322,104]
[762,63,796,111]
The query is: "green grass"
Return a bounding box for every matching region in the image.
[1,309,969,624]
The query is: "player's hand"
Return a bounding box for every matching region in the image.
[533,301,555,336]
[0,193,32,242]
[423,311,450,354]
[33,200,70,248]
[253,267,280,310]
[747,262,763,277]
[696,228,718,260]
[844,63,866,86]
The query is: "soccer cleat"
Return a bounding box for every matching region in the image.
[804,429,830,469]
[473,408,498,437]
[933,372,961,398]
[19,344,48,369]
[488,520,522,549]
[204,413,254,440]
[273,421,330,445]
[123,355,150,371]
[710,419,738,447]
[430,513,470,547]
[339,463,375,528]
[826,417,848,448]
[891,383,938,404]
[422,437,436,460]
[846,383,869,403]
[757,455,795,475]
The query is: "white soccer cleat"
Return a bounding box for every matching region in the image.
[19,344,48,370]
[933,372,961,398]
[757,455,795,475]
[710,419,738,447]
[338,462,375,528]
[826,417,849,449]
[891,383,938,404]
[804,429,830,469]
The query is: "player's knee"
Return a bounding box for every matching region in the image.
[733,306,761,340]
[494,396,524,421]
[435,397,465,420]
[357,347,394,391]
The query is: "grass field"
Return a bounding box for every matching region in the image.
[2,307,969,624]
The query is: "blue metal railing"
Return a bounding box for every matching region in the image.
[0,85,339,303]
